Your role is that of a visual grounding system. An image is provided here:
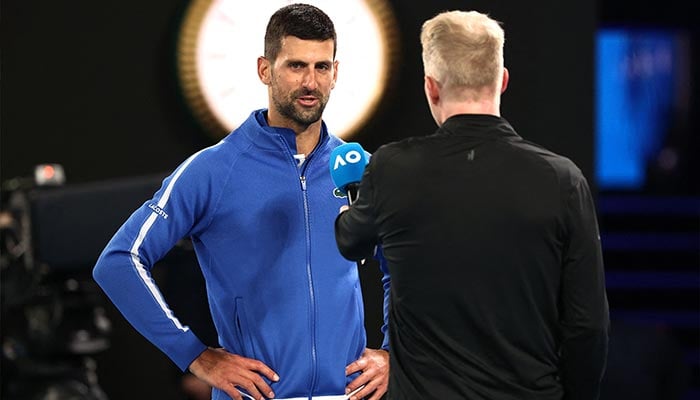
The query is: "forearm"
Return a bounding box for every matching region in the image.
[376,246,391,351]
[93,235,207,371]
[560,328,608,400]
[334,209,378,261]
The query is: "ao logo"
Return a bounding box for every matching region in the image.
[333,150,363,170]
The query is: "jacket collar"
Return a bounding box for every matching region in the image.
[234,109,331,154]
[439,114,520,141]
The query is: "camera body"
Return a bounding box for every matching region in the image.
[1,171,166,400]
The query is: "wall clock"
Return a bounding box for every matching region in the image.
[177,0,399,140]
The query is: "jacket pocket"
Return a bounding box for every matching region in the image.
[234,297,257,359]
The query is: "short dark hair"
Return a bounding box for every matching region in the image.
[264,3,337,61]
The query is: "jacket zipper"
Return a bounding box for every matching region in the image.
[284,133,327,396]
[299,153,318,396]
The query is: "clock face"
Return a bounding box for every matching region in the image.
[177,0,399,140]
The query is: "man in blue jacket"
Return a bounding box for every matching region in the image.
[93,4,389,400]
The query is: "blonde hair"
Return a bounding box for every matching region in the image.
[421,10,504,91]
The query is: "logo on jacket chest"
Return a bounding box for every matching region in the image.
[333,188,348,199]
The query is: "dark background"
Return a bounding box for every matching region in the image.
[1,0,698,399]
[1,0,597,184]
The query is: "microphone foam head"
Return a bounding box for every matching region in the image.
[329,142,369,195]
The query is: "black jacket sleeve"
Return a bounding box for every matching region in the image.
[559,174,610,400]
[334,157,380,261]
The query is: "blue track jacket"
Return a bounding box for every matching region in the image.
[93,110,390,399]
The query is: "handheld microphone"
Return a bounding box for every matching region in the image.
[329,142,369,205]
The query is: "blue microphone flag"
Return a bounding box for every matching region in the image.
[329,142,369,195]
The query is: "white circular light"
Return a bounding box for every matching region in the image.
[178,0,399,140]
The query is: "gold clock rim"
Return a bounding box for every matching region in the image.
[177,0,229,139]
[176,0,401,140]
[341,0,401,140]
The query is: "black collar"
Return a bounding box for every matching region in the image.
[439,114,520,141]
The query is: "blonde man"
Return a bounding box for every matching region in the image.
[335,10,609,400]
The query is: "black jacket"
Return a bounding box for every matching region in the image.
[335,114,609,400]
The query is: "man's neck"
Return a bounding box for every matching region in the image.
[437,98,500,126]
[265,111,322,156]
[295,128,321,156]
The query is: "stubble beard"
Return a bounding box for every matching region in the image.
[271,86,329,128]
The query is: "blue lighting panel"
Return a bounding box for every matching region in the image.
[595,29,688,190]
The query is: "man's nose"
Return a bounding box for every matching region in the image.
[301,68,319,90]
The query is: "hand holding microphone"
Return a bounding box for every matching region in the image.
[329,142,369,205]
[330,142,370,265]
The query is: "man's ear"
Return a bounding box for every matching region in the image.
[258,56,271,85]
[330,60,339,89]
[501,67,509,94]
[424,75,440,105]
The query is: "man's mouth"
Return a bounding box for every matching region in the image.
[297,96,318,107]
